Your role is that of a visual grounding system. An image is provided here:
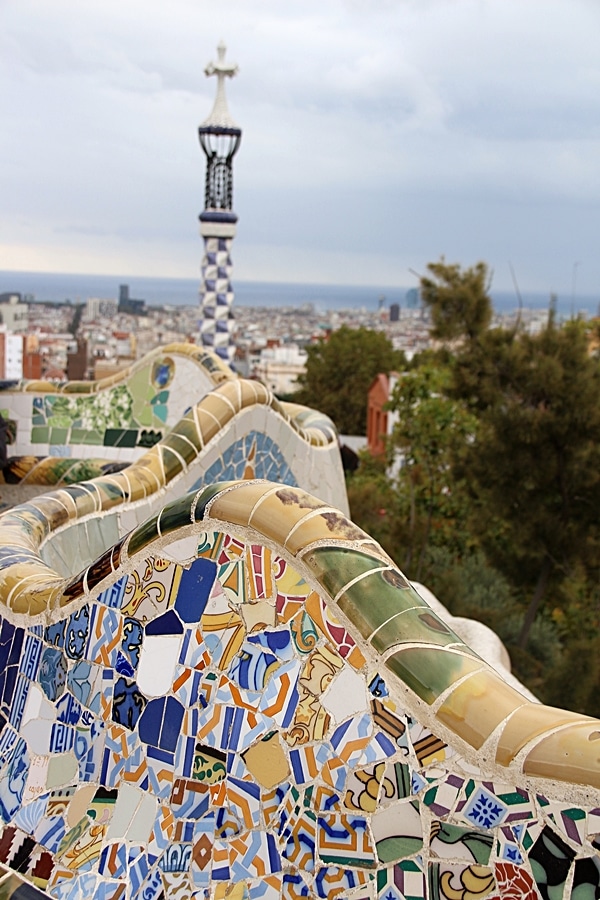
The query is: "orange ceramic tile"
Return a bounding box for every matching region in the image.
[242,732,290,789]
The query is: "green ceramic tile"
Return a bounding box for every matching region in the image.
[70,428,104,445]
[127,515,160,557]
[193,482,238,522]
[136,429,162,448]
[173,414,203,451]
[104,428,138,448]
[337,569,428,639]
[158,493,196,536]
[50,426,69,444]
[64,382,94,394]
[370,607,464,654]
[31,426,50,443]
[132,399,155,427]
[386,647,483,705]
[63,460,104,484]
[305,547,397,599]
[161,432,196,465]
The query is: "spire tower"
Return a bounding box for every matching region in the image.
[197,41,242,363]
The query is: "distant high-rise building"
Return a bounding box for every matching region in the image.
[390,303,400,322]
[118,284,146,316]
[197,42,242,364]
[405,287,420,309]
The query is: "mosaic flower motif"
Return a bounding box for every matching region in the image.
[493,862,538,900]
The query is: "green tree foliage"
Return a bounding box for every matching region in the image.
[344,259,600,708]
[420,259,493,342]
[460,318,600,649]
[294,325,404,435]
[389,365,477,577]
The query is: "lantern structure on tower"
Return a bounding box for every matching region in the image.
[197,42,242,362]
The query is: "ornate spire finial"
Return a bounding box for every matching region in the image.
[202,41,239,130]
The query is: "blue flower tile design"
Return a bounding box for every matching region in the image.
[462,784,508,829]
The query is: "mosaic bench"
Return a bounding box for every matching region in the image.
[0,373,346,518]
[0,471,598,900]
[0,344,234,465]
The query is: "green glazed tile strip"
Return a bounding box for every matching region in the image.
[338,569,428,639]
[305,547,394,599]
[158,493,197,536]
[370,607,468,655]
[385,646,483,705]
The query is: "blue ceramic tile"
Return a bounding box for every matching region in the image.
[112,677,147,731]
[174,558,217,623]
[146,610,183,636]
[139,697,184,753]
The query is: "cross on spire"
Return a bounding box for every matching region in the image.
[202,41,239,130]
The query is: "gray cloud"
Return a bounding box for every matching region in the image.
[1,0,599,294]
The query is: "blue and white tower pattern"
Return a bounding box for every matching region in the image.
[198,42,242,363]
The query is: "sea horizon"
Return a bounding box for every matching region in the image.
[1,268,598,319]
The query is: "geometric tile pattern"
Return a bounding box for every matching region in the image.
[0,504,597,900]
[0,363,596,898]
[200,235,236,364]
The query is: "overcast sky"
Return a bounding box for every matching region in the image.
[1,0,600,296]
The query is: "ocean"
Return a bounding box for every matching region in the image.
[0,269,597,318]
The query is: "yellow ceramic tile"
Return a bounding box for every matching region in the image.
[194,407,220,445]
[2,510,48,545]
[34,497,72,529]
[436,669,528,750]
[200,391,236,426]
[132,452,164,490]
[241,732,290,789]
[251,501,324,549]
[160,446,184,481]
[523,722,600,788]
[495,704,594,767]
[285,510,367,555]
[0,525,36,551]
[209,482,274,528]
[51,490,80,518]
[121,469,148,502]
[5,572,61,615]
[216,379,243,411]
[241,379,269,407]
[386,646,484,706]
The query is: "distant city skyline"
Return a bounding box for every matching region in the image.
[1,0,600,297]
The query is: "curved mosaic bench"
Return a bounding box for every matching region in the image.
[0,479,598,899]
[0,375,345,525]
[0,343,234,464]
